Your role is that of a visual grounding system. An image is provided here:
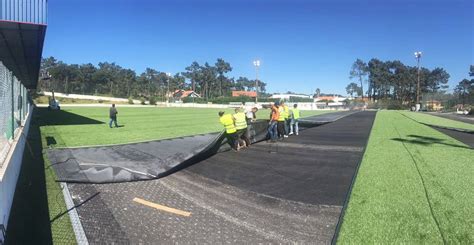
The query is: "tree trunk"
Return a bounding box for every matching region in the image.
[359,76,364,99]
[219,77,222,97]
[127,80,130,97]
[65,76,69,94]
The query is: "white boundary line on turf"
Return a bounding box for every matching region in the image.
[61,182,89,245]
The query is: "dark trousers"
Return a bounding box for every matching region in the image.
[109,116,118,128]
[226,132,239,150]
[284,119,290,135]
[236,128,251,147]
[277,121,285,138]
[268,121,278,140]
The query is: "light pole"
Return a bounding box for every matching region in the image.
[253,60,260,103]
[414,51,422,109]
[166,72,171,103]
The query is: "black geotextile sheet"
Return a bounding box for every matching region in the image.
[48,111,357,183]
[49,120,270,183]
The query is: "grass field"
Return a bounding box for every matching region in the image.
[26,108,473,243]
[39,106,330,148]
[34,106,331,243]
[337,111,474,244]
[6,111,77,244]
[400,111,474,131]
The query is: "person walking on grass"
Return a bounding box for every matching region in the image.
[289,104,300,136]
[109,104,119,128]
[219,111,239,151]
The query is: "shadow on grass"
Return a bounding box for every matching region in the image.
[391,134,471,150]
[36,107,104,126]
[5,108,109,243]
[5,111,53,244]
[46,136,57,146]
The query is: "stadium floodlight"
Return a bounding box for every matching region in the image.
[253,60,261,103]
[253,60,260,67]
[414,51,422,107]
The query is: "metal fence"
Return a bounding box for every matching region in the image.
[0,61,30,165]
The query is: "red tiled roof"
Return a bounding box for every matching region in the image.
[232,91,256,97]
[173,90,200,98]
[315,96,335,101]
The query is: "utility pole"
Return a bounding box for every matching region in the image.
[166,72,171,103]
[253,60,260,103]
[414,51,422,110]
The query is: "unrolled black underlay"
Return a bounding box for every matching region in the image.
[49,111,356,183]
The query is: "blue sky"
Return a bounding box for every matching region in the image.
[43,0,473,95]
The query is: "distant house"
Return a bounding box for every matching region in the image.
[232,91,257,98]
[173,90,201,99]
[351,97,370,102]
[314,95,348,107]
[314,95,347,103]
[270,93,311,100]
[314,96,336,102]
[425,100,443,111]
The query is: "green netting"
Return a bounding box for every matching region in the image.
[0,62,30,165]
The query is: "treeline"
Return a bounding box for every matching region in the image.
[38,57,267,100]
[347,61,474,108]
[453,75,474,106]
[181,95,313,104]
[347,58,450,104]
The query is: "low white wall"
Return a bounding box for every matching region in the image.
[165,102,232,109]
[36,102,345,111]
[40,91,141,104]
[37,92,347,111]
[35,103,234,109]
[0,105,33,241]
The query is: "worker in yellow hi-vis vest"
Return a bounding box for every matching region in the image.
[289,104,301,136]
[233,108,250,147]
[218,111,239,151]
[277,102,286,139]
[281,101,290,138]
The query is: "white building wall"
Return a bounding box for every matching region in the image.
[270,94,311,100]
[0,105,33,242]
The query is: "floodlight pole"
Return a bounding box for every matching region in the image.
[166,72,171,103]
[415,51,422,105]
[253,60,260,103]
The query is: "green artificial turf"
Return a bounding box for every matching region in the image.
[39,107,330,148]
[5,110,77,244]
[41,113,78,244]
[400,111,474,131]
[31,106,329,243]
[45,164,77,244]
[337,111,474,244]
